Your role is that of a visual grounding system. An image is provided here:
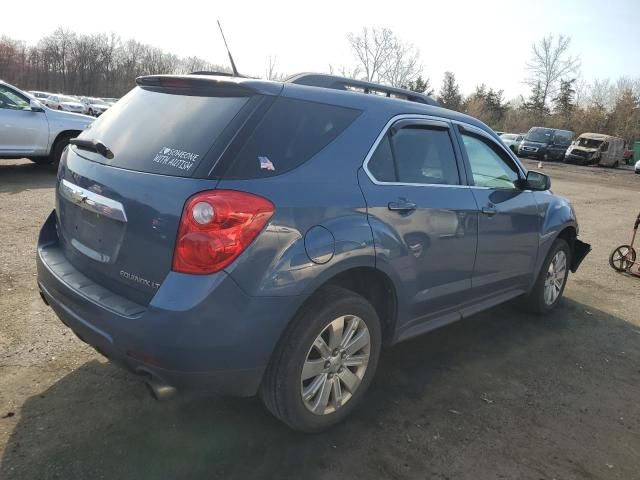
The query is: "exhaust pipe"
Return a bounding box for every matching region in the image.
[146,380,177,401]
[136,368,176,400]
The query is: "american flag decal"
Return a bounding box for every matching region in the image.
[258,156,275,171]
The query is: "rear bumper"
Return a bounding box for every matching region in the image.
[37,211,298,397]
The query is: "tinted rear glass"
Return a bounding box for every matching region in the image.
[74,87,249,177]
[221,97,361,179]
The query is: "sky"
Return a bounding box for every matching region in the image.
[6,0,640,99]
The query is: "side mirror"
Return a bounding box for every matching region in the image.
[519,170,551,191]
[30,99,45,112]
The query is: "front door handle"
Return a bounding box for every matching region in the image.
[388,201,417,212]
[481,206,497,216]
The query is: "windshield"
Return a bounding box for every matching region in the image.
[501,134,518,141]
[576,137,604,149]
[59,96,78,103]
[525,127,554,143]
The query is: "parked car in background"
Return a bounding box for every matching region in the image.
[29,90,52,102]
[623,147,634,164]
[564,133,625,167]
[36,73,590,432]
[518,127,573,161]
[79,97,111,116]
[100,97,119,105]
[0,80,93,164]
[44,94,86,113]
[635,159,640,174]
[500,133,525,153]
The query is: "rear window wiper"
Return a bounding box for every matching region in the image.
[69,138,114,159]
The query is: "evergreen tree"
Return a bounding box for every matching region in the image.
[552,78,576,116]
[405,75,434,96]
[438,71,462,111]
[462,84,506,128]
[524,81,550,119]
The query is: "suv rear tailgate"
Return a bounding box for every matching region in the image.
[50,78,278,305]
[56,149,219,305]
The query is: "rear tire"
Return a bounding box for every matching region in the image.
[260,286,382,432]
[520,238,570,315]
[49,133,77,165]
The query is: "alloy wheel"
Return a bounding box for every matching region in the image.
[301,315,370,415]
[544,250,567,305]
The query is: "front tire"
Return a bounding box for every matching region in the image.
[260,286,382,432]
[520,238,570,315]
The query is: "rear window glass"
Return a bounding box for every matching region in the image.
[367,135,395,182]
[74,87,249,177]
[221,97,361,179]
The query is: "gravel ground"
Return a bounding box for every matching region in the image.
[1,158,639,479]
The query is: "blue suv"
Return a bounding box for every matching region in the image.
[37,73,590,432]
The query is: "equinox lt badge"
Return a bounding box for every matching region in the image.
[119,270,160,290]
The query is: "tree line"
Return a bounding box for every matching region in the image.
[341,28,640,146]
[1,27,638,145]
[0,28,228,97]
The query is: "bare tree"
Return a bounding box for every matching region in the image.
[265,55,278,80]
[347,27,396,83]
[383,37,421,88]
[328,63,361,80]
[526,34,580,110]
[346,27,422,87]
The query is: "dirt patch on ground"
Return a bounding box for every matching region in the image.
[1,158,639,479]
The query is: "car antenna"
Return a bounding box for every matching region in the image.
[217,20,240,77]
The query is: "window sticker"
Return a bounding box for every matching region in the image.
[153,147,200,172]
[258,156,275,171]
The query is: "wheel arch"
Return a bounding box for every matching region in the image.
[51,129,81,151]
[293,263,399,347]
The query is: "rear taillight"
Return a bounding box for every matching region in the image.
[172,190,274,275]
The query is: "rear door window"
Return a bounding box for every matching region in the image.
[367,124,461,185]
[73,87,250,177]
[220,97,361,179]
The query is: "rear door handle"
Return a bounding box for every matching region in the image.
[388,201,417,212]
[481,206,497,216]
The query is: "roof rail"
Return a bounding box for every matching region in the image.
[286,73,438,106]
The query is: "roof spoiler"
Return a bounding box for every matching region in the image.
[286,73,438,106]
[135,75,255,97]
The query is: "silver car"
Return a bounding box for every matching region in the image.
[0,81,93,164]
[500,133,525,154]
[44,94,86,114]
